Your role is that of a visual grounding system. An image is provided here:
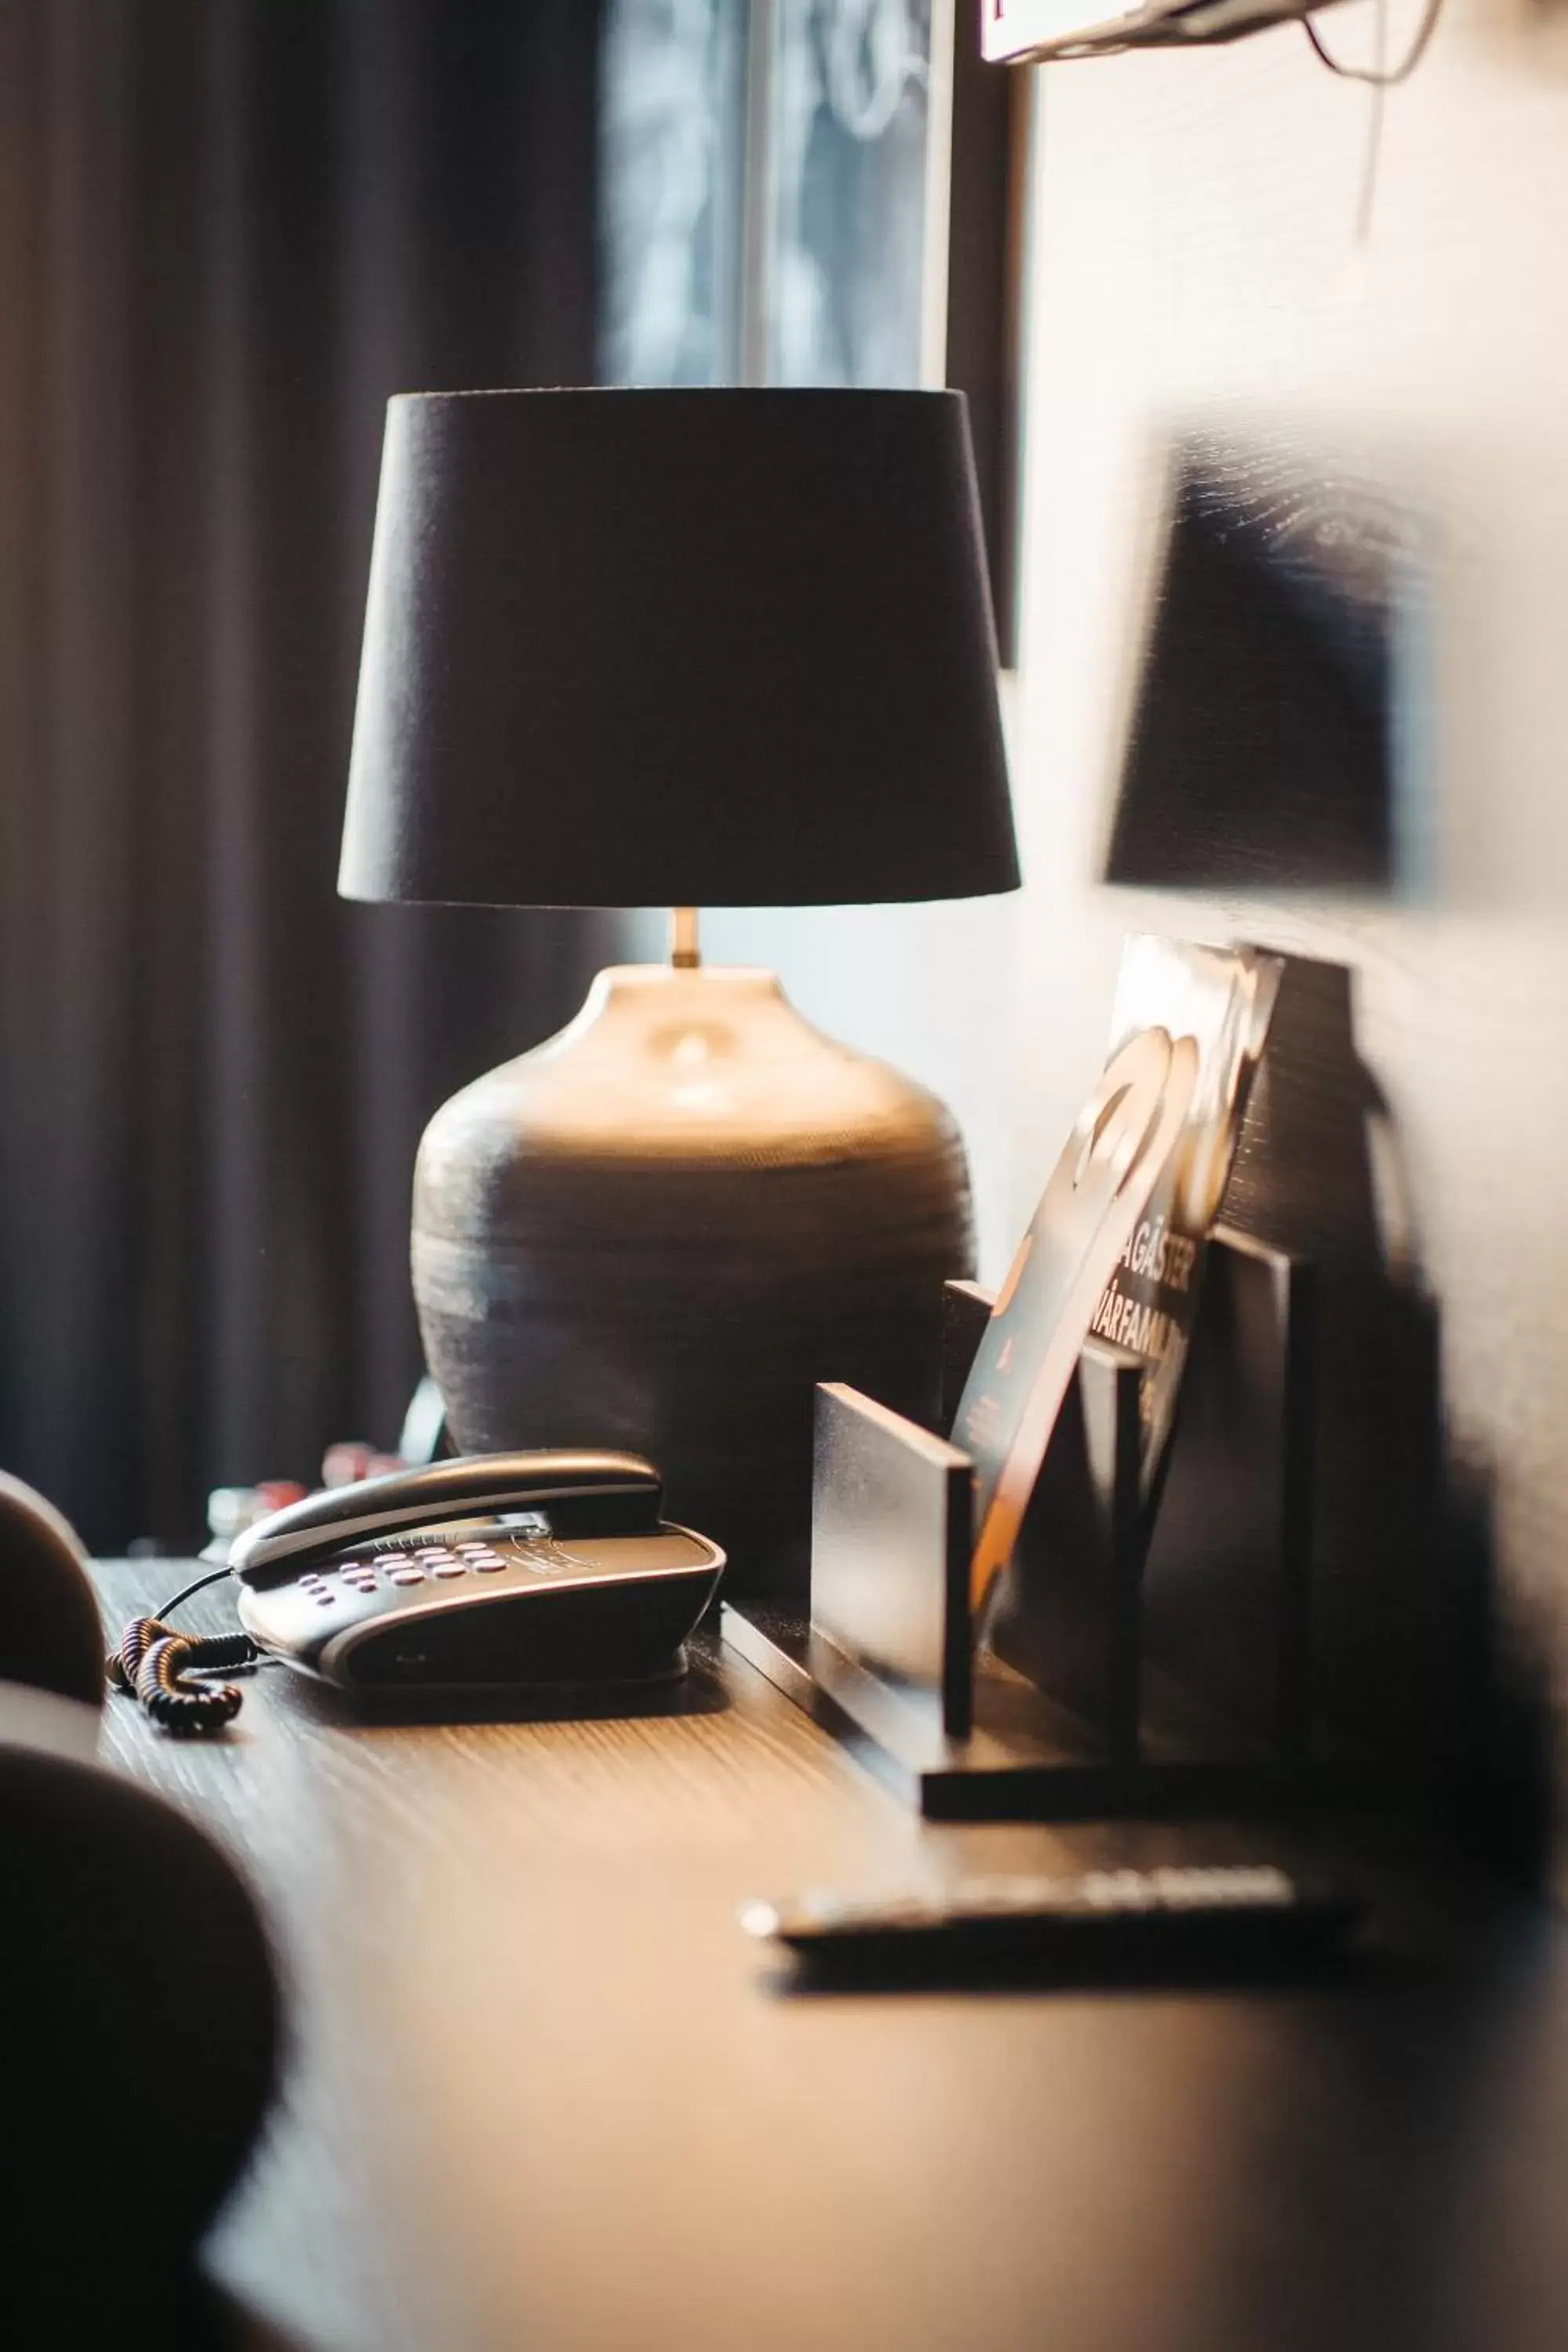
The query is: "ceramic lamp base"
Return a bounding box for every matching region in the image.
[412,964,975,1602]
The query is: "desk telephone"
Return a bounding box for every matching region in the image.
[108,1451,726,1733]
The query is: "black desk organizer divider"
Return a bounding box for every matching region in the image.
[722,1226,1398,1821]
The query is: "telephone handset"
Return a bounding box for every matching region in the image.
[230,1450,666,1585]
[112,1450,727,1729]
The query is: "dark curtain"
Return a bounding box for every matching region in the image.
[0,1,612,1552]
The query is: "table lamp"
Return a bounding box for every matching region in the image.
[340,387,1018,1600]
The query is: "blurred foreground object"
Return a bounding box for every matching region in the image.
[0,1475,281,2341]
[1105,437,1419,894]
[0,1470,103,1708]
[0,1736,281,2344]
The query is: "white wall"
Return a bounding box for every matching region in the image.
[1010,0,1568,1867]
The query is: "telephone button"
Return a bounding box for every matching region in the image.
[473,1558,505,1573]
[390,1568,425,1586]
[432,1563,467,1579]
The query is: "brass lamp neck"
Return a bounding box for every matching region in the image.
[670,907,701,970]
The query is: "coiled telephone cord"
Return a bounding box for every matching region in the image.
[107,1567,259,1735]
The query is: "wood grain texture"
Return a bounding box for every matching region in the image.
[92,1559,1568,2352]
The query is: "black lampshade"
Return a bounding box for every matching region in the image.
[339,388,1018,909]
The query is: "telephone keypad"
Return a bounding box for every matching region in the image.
[287,1527,716,1615]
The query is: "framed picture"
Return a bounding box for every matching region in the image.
[601,1,1027,660]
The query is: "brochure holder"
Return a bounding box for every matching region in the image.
[721,1227,1399,1820]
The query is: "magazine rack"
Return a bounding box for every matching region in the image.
[722,1227,1396,1820]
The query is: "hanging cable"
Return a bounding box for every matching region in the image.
[1302,0,1445,85]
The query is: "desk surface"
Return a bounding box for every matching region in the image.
[93,1559,1567,2352]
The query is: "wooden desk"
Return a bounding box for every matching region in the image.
[94,1559,1568,2352]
